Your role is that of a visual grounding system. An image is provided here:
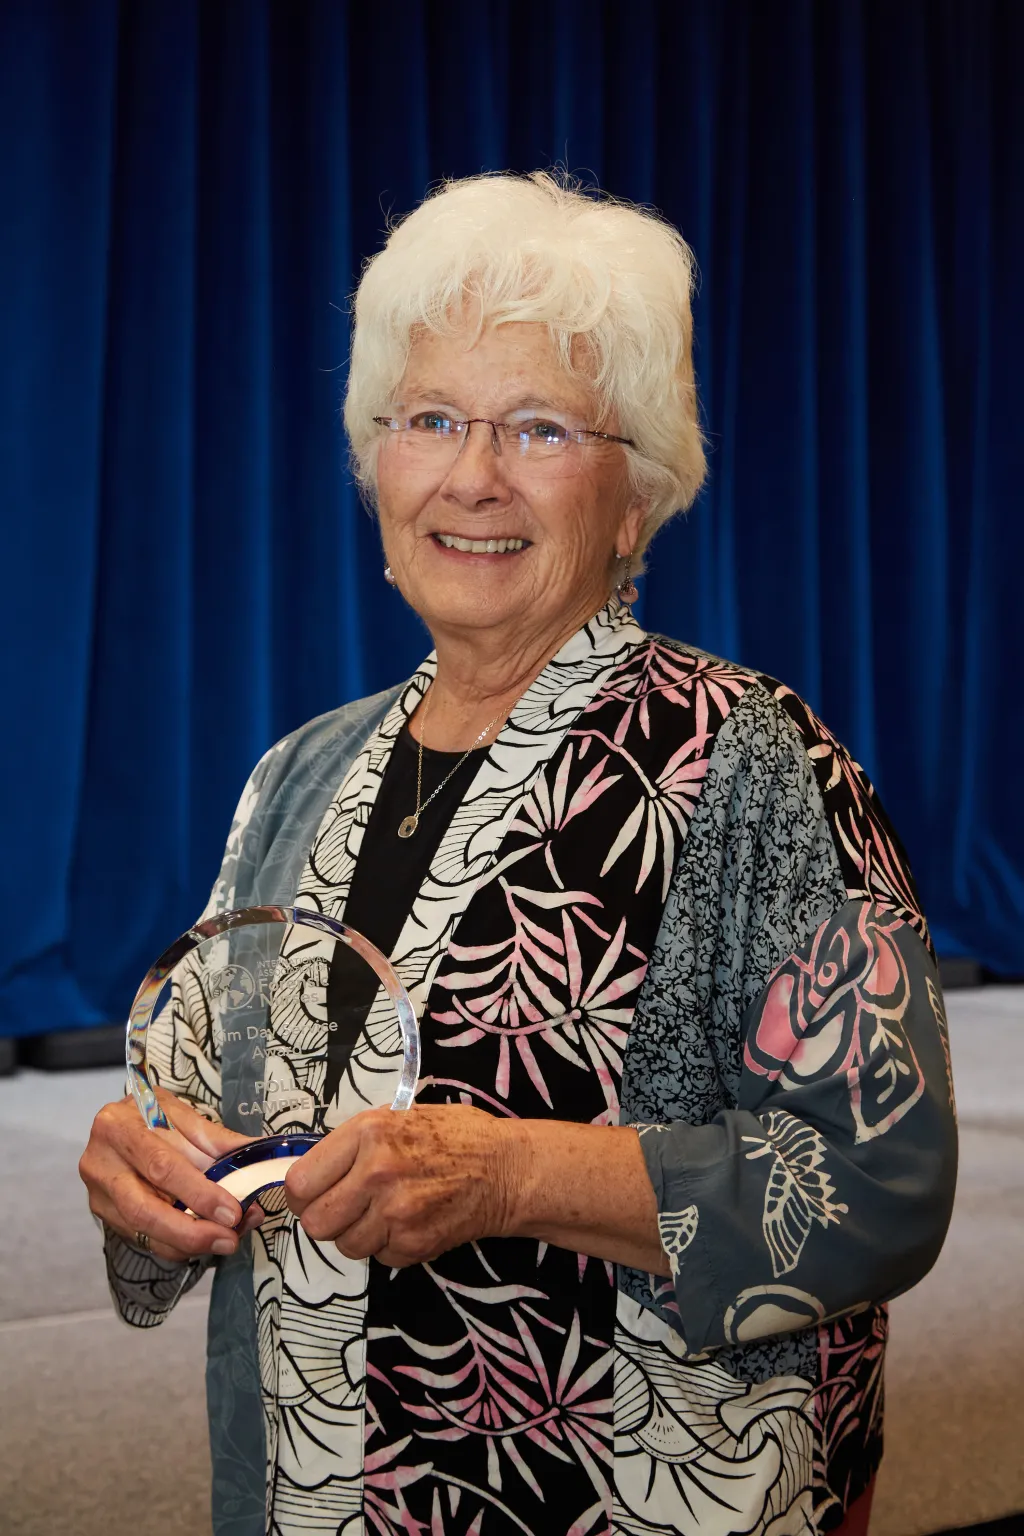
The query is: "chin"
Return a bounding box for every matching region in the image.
[406,561,534,630]
[420,590,522,631]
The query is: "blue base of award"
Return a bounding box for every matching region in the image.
[174,1131,323,1215]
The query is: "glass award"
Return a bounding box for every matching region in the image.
[125,905,419,1215]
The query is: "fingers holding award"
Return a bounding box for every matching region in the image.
[122,905,420,1227]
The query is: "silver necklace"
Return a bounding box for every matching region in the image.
[398,686,504,839]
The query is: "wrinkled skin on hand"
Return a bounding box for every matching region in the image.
[284,1104,518,1268]
[79,1088,264,1261]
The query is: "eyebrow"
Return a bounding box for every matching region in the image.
[395,389,581,416]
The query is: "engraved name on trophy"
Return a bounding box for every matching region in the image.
[125,906,419,1214]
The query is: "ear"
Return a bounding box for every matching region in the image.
[615,501,647,560]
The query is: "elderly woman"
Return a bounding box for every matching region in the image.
[81,173,956,1536]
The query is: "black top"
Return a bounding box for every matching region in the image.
[323,723,485,1106]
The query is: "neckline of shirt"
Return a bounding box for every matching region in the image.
[396,721,492,762]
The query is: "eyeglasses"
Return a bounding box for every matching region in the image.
[372,407,634,480]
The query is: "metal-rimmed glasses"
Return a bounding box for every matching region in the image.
[373,407,635,480]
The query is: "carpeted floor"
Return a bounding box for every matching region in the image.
[0,1065,214,1536]
[0,988,1020,1536]
[870,986,1024,1536]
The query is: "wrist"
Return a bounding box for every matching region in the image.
[493,1117,543,1239]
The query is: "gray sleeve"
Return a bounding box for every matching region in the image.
[640,903,956,1353]
[623,688,958,1355]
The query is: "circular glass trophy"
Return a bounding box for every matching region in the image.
[125,905,419,1215]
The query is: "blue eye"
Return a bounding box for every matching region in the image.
[521,419,570,444]
[409,411,456,435]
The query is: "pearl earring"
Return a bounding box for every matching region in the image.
[384,565,397,586]
[617,553,638,605]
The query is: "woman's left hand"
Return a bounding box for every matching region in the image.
[283,1104,518,1267]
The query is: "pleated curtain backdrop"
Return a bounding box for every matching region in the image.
[1,0,1022,1037]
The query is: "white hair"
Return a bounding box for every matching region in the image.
[343,171,706,560]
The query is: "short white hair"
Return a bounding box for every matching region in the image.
[344,171,706,560]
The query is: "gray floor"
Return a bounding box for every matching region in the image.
[0,1065,215,1536]
[0,990,1020,1536]
[870,986,1024,1536]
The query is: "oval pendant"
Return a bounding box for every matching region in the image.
[398,815,419,839]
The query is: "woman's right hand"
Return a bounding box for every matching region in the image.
[79,1088,261,1262]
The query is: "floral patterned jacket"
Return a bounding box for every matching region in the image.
[103,604,957,1536]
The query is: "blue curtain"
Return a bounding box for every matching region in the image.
[2,0,1022,1036]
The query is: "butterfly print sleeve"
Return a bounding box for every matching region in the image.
[622,682,958,1356]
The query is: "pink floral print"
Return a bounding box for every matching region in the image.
[365,638,750,1533]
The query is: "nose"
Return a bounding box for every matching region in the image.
[439,419,514,508]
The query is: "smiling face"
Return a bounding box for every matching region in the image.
[375,323,645,657]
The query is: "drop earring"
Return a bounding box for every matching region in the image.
[617,553,638,605]
[384,565,397,586]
